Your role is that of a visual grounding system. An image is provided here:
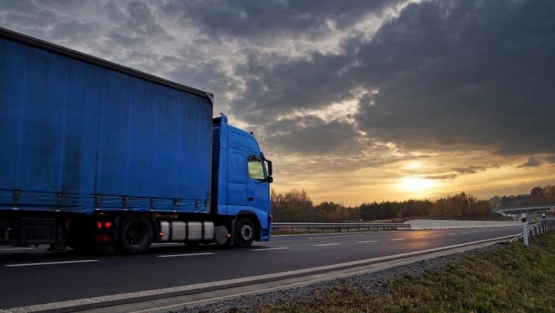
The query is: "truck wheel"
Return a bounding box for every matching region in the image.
[118,215,153,254]
[234,217,255,248]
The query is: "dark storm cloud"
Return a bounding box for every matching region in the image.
[162,0,404,39]
[452,166,489,174]
[230,52,356,123]
[218,0,555,158]
[169,60,242,102]
[517,157,545,168]
[262,115,362,155]
[353,0,555,155]
[0,1,56,38]
[50,21,98,41]
[102,1,169,51]
[422,174,458,180]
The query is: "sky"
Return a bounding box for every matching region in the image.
[1,0,554,206]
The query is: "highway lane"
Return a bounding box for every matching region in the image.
[0,226,521,309]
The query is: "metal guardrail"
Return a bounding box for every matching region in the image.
[509,220,555,243]
[272,222,410,234]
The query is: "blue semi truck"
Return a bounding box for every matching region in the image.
[0,27,273,254]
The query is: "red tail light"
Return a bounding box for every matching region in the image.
[95,235,111,242]
[96,222,102,229]
[104,221,112,229]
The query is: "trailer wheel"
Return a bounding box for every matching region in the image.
[234,217,255,247]
[118,215,153,254]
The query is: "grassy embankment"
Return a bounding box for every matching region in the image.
[246,233,555,312]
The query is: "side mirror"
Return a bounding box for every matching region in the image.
[266,176,274,183]
[267,160,273,176]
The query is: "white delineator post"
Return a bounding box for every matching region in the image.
[521,213,529,246]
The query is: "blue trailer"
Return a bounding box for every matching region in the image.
[0,27,273,253]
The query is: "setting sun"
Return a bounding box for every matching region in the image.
[400,177,435,192]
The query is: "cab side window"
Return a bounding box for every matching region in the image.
[248,156,265,181]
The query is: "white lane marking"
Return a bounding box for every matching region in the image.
[157,252,215,258]
[449,233,457,235]
[314,243,341,247]
[0,247,36,252]
[309,235,365,240]
[432,235,442,237]
[461,232,469,234]
[8,234,519,313]
[390,238,405,241]
[6,260,98,267]
[357,240,378,243]
[251,247,290,252]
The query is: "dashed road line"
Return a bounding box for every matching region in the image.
[251,247,290,252]
[357,240,378,243]
[6,260,99,267]
[0,247,36,252]
[157,253,215,258]
[308,235,365,240]
[390,238,405,241]
[314,243,342,247]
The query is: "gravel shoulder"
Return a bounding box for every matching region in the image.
[178,243,502,313]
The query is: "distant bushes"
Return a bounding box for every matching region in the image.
[271,189,496,223]
[491,185,555,208]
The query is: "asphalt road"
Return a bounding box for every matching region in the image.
[0,226,521,310]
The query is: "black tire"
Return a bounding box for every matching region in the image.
[234,217,255,248]
[117,215,153,254]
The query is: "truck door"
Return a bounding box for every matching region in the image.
[246,156,271,215]
[227,151,248,207]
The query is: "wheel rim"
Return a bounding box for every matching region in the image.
[240,224,253,241]
[126,221,148,247]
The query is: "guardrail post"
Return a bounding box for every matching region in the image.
[521,213,529,246]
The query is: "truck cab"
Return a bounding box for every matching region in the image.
[212,115,273,245]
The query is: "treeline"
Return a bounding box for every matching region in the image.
[490,185,555,208]
[271,189,496,223]
[271,189,359,223]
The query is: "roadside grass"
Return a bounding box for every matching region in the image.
[246,233,555,312]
